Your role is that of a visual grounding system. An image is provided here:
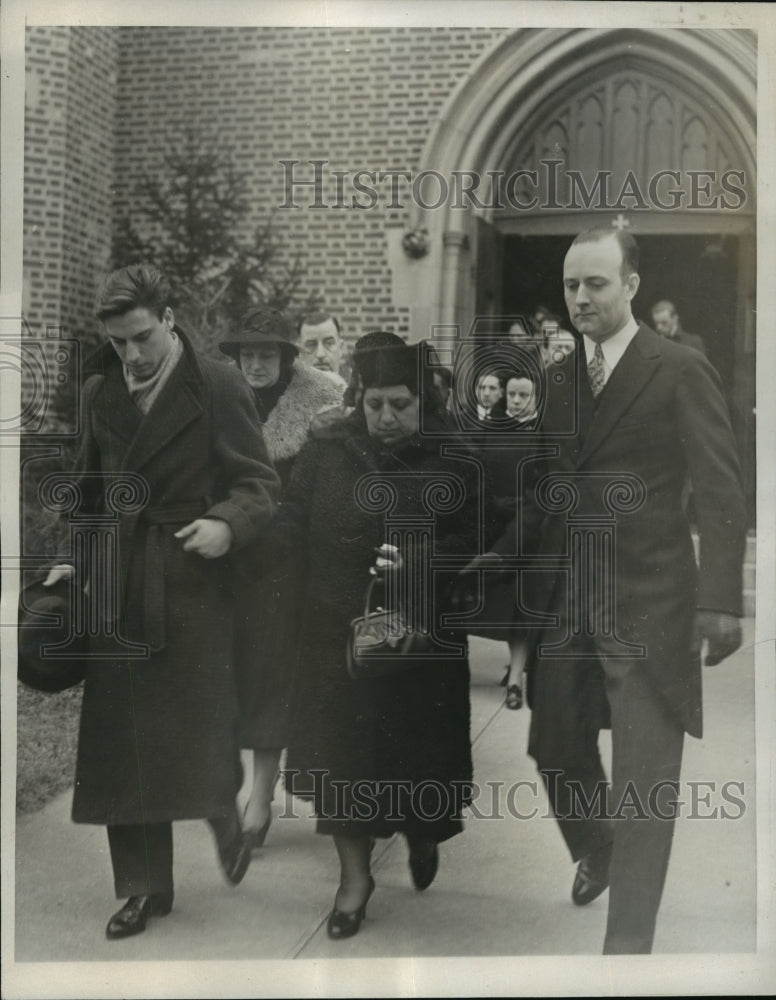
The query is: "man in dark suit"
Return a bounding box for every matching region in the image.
[523,228,745,954]
[651,298,707,354]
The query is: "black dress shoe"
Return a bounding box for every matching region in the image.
[105,892,174,940]
[407,839,439,891]
[327,876,375,940]
[572,842,613,906]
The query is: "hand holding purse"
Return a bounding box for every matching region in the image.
[345,577,437,681]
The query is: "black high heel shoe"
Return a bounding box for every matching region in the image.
[505,684,523,710]
[210,812,252,885]
[243,810,272,852]
[407,838,439,891]
[326,876,375,940]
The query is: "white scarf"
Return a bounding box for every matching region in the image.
[123,332,183,415]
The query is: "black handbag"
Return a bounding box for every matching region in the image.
[345,578,439,681]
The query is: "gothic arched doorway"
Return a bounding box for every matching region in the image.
[411,27,756,520]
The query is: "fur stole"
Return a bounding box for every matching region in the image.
[261,360,345,463]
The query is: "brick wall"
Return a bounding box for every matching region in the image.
[24,27,70,329]
[112,26,509,342]
[24,26,118,344]
[22,26,118,431]
[61,27,118,341]
[22,24,510,428]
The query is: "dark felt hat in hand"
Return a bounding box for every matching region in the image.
[18,577,86,692]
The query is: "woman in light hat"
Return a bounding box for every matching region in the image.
[220,306,345,846]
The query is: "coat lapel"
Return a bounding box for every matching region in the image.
[122,348,204,472]
[92,364,143,449]
[577,323,661,466]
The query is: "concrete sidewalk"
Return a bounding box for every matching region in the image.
[13,625,756,963]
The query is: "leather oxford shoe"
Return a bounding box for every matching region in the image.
[572,841,613,906]
[105,891,174,940]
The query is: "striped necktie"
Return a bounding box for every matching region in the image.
[587,342,606,398]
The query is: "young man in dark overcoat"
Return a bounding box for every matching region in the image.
[44,263,279,939]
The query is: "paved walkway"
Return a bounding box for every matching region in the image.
[8,624,763,994]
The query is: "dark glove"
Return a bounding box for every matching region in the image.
[458,551,505,576]
[693,610,742,666]
[451,552,506,611]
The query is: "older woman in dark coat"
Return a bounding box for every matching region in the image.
[219,307,345,846]
[271,342,479,940]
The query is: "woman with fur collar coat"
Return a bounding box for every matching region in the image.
[220,307,345,845]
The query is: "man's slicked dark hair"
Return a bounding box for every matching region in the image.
[297,311,341,337]
[570,227,640,279]
[652,299,677,317]
[95,263,172,321]
[506,369,538,385]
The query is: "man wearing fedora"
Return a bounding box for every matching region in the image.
[43,263,279,940]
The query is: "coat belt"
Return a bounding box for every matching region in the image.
[138,499,211,652]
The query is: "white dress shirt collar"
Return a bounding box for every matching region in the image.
[583,315,639,378]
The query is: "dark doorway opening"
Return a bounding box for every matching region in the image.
[502,233,739,403]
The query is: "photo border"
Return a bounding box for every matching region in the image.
[2,2,774,997]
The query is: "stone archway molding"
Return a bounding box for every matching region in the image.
[407,27,756,328]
